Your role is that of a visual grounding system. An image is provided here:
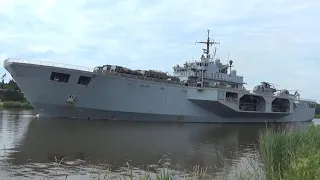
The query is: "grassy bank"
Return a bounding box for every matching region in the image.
[0,101,33,109]
[315,114,320,118]
[259,124,320,180]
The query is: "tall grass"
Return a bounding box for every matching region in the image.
[259,124,320,180]
[2,101,33,109]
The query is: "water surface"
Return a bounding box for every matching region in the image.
[0,110,317,179]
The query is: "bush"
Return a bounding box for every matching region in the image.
[2,101,33,109]
[1,90,25,101]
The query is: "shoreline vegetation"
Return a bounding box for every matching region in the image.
[0,79,34,109]
[0,101,33,109]
[259,124,320,180]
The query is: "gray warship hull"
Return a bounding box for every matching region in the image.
[3,59,316,123]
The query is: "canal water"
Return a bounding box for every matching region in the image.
[0,109,318,179]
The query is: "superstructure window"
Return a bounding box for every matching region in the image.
[77,76,91,85]
[50,72,70,83]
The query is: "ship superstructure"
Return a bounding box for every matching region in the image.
[3,30,316,123]
[173,30,244,90]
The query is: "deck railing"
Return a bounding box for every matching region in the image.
[5,58,94,72]
[295,97,317,103]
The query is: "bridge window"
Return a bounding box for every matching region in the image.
[50,72,70,83]
[77,76,91,85]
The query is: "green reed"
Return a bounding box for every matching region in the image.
[259,124,320,180]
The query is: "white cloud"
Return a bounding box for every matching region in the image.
[0,0,320,101]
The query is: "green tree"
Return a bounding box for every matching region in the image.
[0,79,24,102]
[2,90,25,101]
[0,81,4,89]
[4,79,20,91]
[316,104,320,115]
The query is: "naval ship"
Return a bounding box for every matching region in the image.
[3,30,317,123]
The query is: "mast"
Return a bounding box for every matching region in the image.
[195,30,220,88]
[195,30,220,59]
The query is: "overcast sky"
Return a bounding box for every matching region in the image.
[0,0,319,102]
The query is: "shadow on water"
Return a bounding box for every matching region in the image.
[0,110,317,179]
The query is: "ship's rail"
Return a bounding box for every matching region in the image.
[5,58,94,72]
[294,98,317,103]
[249,92,317,102]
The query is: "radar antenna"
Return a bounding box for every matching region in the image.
[195,30,220,59]
[213,47,217,59]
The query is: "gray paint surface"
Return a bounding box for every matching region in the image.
[3,60,316,123]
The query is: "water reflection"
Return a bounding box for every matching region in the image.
[0,110,35,156]
[0,110,318,179]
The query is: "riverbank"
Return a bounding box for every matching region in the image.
[121,124,320,180]
[0,101,33,109]
[36,122,320,180]
[81,124,320,180]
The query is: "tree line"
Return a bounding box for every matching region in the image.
[0,79,26,102]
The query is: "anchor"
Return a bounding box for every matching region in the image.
[67,94,77,104]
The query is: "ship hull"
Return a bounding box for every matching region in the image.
[4,60,316,123]
[30,102,314,123]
